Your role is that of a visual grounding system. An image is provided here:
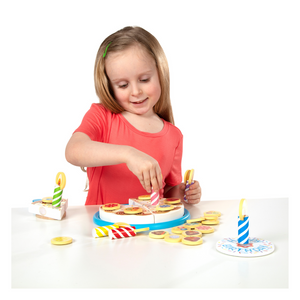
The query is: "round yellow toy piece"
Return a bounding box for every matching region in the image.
[138,195,151,200]
[204,211,221,217]
[124,206,143,214]
[184,222,202,230]
[164,234,182,243]
[194,225,214,233]
[156,204,174,211]
[55,172,66,190]
[182,230,202,238]
[149,230,168,239]
[187,217,205,223]
[51,237,73,245]
[182,236,203,246]
[171,226,189,234]
[202,219,219,225]
[102,203,121,211]
[42,196,53,204]
[164,198,181,204]
[113,222,131,227]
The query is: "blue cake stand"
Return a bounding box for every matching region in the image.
[93,208,190,230]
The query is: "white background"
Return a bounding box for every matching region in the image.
[2,0,299,208]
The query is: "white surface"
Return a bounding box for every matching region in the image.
[3,1,299,208]
[11,198,288,288]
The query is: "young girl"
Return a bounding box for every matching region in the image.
[65,26,201,205]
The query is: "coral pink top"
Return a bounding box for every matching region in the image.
[74,103,183,205]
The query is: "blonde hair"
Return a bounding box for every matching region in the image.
[94,26,174,124]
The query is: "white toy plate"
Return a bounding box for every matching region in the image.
[216,237,275,257]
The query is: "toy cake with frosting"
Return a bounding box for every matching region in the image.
[99,197,185,225]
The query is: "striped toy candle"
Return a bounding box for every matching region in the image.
[92,225,119,238]
[150,188,159,206]
[237,198,249,244]
[52,184,63,207]
[238,215,249,244]
[184,180,194,202]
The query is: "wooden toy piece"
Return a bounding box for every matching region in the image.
[102,203,121,211]
[109,226,149,240]
[194,225,214,234]
[124,206,143,214]
[164,234,182,243]
[138,194,151,200]
[113,222,131,228]
[205,216,219,220]
[172,226,189,234]
[202,219,219,225]
[150,188,160,206]
[204,211,221,218]
[92,225,119,238]
[184,222,202,230]
[184,169,195,202]
[156,204,174,211]
[186,217,205,223]
[182,236,203,246]
[51,236,72,245]
[164,198,181,204]
[42,197,53,204]
[55,172,66,190]
[182,230,202,238]
[149,230,168,239]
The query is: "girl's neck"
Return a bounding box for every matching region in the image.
[121,111,164,133]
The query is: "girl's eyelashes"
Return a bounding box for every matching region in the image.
[117,78,150,89]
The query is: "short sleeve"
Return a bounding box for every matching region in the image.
[165,134,183,186]
[74,104,109,142]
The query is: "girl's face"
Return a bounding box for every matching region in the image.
[105,45,161,117]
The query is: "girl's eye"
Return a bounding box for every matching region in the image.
[140,78,149,82]
[118,83,128,88]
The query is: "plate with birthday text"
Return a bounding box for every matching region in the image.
[216,237,275,257]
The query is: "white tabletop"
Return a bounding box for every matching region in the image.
[11,198,288,288]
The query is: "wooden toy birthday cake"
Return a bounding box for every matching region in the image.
[99,196,185,225]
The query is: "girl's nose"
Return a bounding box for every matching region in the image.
[131,84,142,97]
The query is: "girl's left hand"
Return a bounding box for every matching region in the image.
[181,180,202,204]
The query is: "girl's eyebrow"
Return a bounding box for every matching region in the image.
[110,70,153,83]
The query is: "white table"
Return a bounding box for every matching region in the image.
[11,198,288,288]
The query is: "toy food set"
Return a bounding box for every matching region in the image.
[216,198,275,257]
[29,172,68,220]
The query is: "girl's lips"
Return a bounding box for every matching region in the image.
[132,97,148,104]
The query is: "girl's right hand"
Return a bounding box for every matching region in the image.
[125,148,162,194]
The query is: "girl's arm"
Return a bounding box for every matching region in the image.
[65,132,162,193]
[164,181,202,205]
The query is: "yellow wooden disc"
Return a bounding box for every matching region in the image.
[239,198,247,221]
[202,219,219,225]
[42,196,53,203]
[205,216,219,220]
[184,222,202,229]
[182,236,203,246]
[171,226,189,234]
[204,211,221,217]
[156,204,174,211]
[193,225,214,233]
[55,172,66,190]
[164,234,182,243]
[51,237,72,245]
[113,222,130,227]
[164,198,181,204]
[149,230,168,239]
[187,217,205,223]
[138,195,151,200]
[102,203,121,211]
[124,207,142,214]
[182,230,202,238]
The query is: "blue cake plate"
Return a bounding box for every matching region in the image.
[93,208,190,230]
